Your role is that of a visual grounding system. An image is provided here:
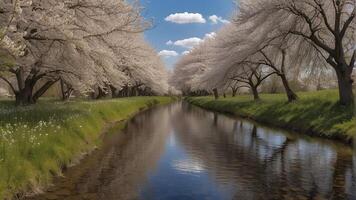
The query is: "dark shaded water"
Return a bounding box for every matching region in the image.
[29,102,356,200]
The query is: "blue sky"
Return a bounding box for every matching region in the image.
[140,0,235,70]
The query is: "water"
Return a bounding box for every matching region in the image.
[29,102,356,200]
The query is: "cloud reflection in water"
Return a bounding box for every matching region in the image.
[172,158,206,174]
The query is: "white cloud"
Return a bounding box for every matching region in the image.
[171,33,216,50]
[165,12,206,24]
[166,40,173,45]
[209,15,230,24]
[204,32,216,39]
[182,51,191,55]
[158,50,179,57]
[173,37,202,49]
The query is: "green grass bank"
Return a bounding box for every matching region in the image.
[0,97,174,199]
[186,90,355,144]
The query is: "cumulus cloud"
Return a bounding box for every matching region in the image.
[182,51,191,55]
[204,32,217,39]
[173,37,202,49]
[209,15,230,24]
[158,50,179,57]
[168,31,217,50]
[166,40,173,45]
[171,33,216,50]
[165,12,206,24]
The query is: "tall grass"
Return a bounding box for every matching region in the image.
[0,97,173,199]
[187,90,355,143]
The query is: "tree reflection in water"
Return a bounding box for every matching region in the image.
[171,102,356,200]
[28,102,356,200]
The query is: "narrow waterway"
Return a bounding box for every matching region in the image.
[29,102,356,200]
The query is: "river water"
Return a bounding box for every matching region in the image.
[29,102,356,200]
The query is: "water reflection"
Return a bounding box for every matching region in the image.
[158,102,355,200]
[27,106,172,200]
[29,102,356,200]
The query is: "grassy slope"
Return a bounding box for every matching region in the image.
[187,90,355,143]
[0,97,174,199]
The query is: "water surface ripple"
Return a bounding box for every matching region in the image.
[29,102,356,200]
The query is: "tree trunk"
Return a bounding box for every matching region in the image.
[15,80,57,105]
[213,88,219,100]
[96,87,106,99]
[137,88,143,96]
[60,79,66,100]
[14,68,36,105]
[60,79,73,101]
[232,88,237,97]
[13,67,60,105]
[32,80,59,102]
[118,85,128,97]
[336,68,354,106]
[279,74,298,102]
[131,87,137,97]
[66,89,73,100]
[124,86,129,97]
[15,85,34,106]
[61,87,73,101]
[109,85,118,98]
[251,87,260,100]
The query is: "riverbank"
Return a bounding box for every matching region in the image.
[186,90,355,144]
[0,97,174,199]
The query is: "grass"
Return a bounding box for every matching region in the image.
[186,90,355,143]
[0,96,174,199]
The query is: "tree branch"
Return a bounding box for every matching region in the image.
[0,75,17,94]
[340,8,355,38]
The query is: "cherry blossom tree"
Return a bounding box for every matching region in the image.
[238,0,355,105]
[116,37,169,97]
[230,64,276,100]
[173,0,354,105]
[170,39,214,96]
[0,0,168,104]
[0,0,28,57]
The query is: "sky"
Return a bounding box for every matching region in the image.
[140,0,235,70]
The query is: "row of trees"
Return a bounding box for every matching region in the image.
[0,0,170,105]
[171,0,355,105]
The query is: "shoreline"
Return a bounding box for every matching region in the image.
[0,97,175,200]
[186,91,355,145]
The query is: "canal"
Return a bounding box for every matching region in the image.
[29,102,356,200]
